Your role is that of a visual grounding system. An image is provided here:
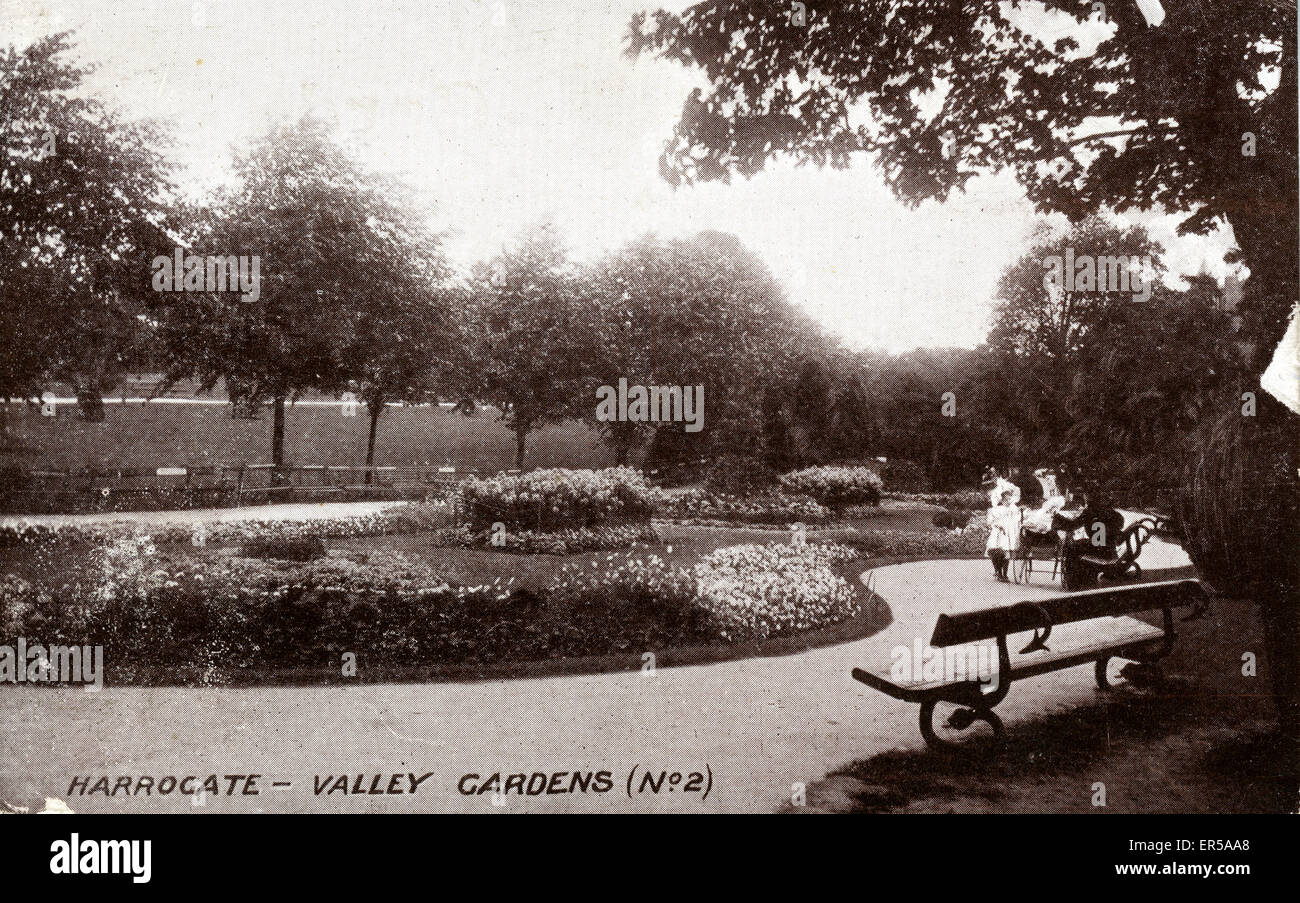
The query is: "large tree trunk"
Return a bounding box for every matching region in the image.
[1261,597,1300,772]
[514,426,527,470]
[365,398,383,485]
[271,394,287,486]
[1179,401,1299,768]
[609,422,638,466]
[74,385,105,422]
[1231,218,1298,369]
[1224,39,1298,364]
[1212,49,1299,760]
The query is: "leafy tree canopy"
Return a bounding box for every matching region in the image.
[0,31,175,407]
[628,1,1296,348]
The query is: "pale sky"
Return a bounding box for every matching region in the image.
[2,0,1235,353]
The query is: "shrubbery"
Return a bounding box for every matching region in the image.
[837,525,988,559]
[778,465,883,509]
[881,459,930,493]
[1009,471,1044,508]
[931,509,972,530]
[702,454,780,496]
[884,489,988,511]
[239,535,327,561]
[459,467,657,531]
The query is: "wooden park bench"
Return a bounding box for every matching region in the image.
[1018,514,1164,589]
[851,579,1209,749]
[1073,515,1162,585]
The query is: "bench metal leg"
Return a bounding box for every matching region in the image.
[1095,656,1118,690]
[919,700,1005,750]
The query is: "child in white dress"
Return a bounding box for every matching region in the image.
[985,488,1020,582]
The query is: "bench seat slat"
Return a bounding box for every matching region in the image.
[854,615,1166,701]
[929,579,1204,647]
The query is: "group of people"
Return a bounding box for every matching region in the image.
[981,468,1125,589]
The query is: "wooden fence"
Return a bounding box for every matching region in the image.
[7,464,525,509]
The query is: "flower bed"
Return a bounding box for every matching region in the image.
[0,500,456,549]
[239,535,328,561]
[0,499,652,558]
[428,522,660,556]
[836,524,989,559]
[779,466,883,509]
[0,533,872,684]
[549,541,864,645]
[545,552,711,649]
[0,541,510,683]
[654,489,831,526]
[3,536,719,681]
[459,467,657,531]
[692,541,861,641]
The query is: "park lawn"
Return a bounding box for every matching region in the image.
[0,400,612,472]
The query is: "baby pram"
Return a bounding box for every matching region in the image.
[1009,510,1066,585]
[984,478,1066,584]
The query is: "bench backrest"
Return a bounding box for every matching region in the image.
[1116,517,1159,562]
[929,579,1207,648]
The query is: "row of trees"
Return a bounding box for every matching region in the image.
[0,31,1263,497]
[1,33,837,475]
